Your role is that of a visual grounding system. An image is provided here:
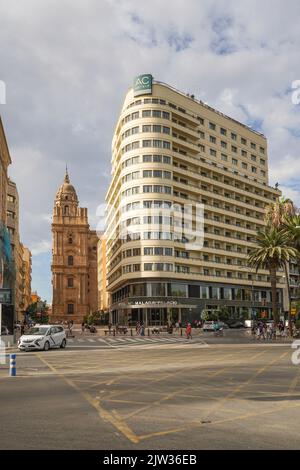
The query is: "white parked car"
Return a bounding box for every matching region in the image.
[18,325,67,351]
[202,321,216,332]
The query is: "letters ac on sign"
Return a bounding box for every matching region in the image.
[133,74,152,97]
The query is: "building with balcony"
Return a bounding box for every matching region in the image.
[105,75,284,326]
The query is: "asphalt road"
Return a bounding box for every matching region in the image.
[0,341,299,450]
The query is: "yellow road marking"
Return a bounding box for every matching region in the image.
[36,353,140,444]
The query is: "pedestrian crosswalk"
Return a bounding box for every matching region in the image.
[66,335,204,348]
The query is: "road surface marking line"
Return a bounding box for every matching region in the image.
[201,350,287,421]
[288,367,300,394]
[35,353,140,444]
[107,351,239,402]
[122,354,241,420]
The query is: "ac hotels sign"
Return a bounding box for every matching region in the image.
[133,74,152,96]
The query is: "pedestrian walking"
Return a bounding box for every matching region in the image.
[81,322,85,335]
[186,322,192,340]
[140,323,145,336]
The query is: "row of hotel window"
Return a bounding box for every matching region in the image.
[122,124,171,139]
[122,108,265,154]
[122,185,172,197]
[121,122,265,165]
[121,263,261,277]
[112,281,278,302]
[122,154,172,168]
[122,170,172,183]
[121,141,265,176]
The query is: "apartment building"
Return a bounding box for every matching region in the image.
[105,75,283,326]
[97,235,108,312]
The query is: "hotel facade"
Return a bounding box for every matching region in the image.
[104,75,284,326]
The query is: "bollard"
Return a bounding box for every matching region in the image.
[148,328,150,337]
[9,354,16,377]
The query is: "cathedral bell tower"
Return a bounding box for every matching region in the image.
[51,168,98,323]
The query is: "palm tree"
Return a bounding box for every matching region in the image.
[248,227,298,326]
[265,197,295,228]
[284,215,300,326]
[265,197,296,332]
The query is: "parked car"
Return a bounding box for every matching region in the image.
[226,319,246,329]
[18,325,66,351]
[202,321,216,332]
[1,326,9,335]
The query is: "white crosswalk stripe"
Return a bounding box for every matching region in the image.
[68,336,204,347]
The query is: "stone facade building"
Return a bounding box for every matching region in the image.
[51,169,98,323]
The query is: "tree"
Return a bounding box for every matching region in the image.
[248,227,298,326]
[26,300,49,324]
[265,197,295,228]
[265,198,297,334]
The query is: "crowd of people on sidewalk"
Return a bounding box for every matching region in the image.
[251,320,298,340]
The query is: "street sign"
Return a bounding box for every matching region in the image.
[0,288,11,304]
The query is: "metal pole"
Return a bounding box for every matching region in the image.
[9,353,16,377]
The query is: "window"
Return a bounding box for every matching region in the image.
[220,128,227,136]
[251,166,257,173]
[260,159,265,165]
[153,140,162,148]
[142,125,151,132]
[232,158,238,166]
[153,125,161,133]
[221,141,227,148]
[231,132,237,141]
[209,122,216,130]
[68,255,74,266]
[152,110,161,118]
[170,283,187,297]
[231,145,237,153]
[251,142,256,149]
[143,170,152,178]
[163,126,170,134]
[143,155,152,162]
[210,135,216,143]
[251,154,257,161]
[67,304,74,315]
[259,147,265,154]
[241,150,247,157]
[143,140,151,147]
[210,149,217,157]
[221,153,228,161]
[142,110,151,117]
[241,137,247,145]
[242,162,247,169]
[162,111,170,119]
[67,277,74,288]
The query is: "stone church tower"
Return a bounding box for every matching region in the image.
[51,169,98,323]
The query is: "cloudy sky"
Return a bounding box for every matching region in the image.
[0,0,300,302]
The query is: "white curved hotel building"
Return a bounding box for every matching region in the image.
[104,75,284,326]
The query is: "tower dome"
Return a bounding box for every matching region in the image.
[55,167,78,206]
